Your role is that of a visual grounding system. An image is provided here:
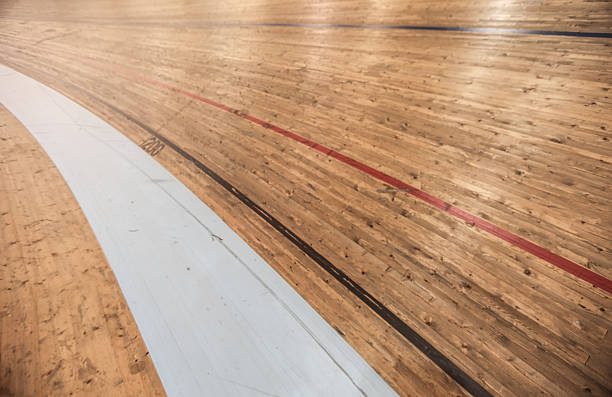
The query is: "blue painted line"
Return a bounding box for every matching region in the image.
[259,23,612,38]
[6,17,611,38]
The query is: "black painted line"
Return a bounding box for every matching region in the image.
[46,79,493,396]
[6,17,612,38]
[268,23,612,38]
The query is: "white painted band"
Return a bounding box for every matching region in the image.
[0,64,398,397]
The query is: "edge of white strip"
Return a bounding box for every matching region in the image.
[0,63,398,397]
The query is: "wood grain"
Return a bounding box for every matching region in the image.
[0,1,610,396]
[0,104,166,396]
[0,0,611,32]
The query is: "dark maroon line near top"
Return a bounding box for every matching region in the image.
[47,47,612,294]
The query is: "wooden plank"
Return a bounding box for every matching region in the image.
[1,0,611,32]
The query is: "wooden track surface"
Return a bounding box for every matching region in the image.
[0,104,166,396]
[0,0,611,32]
[0,1,611,396]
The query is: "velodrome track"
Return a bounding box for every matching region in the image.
[0,1,611,396]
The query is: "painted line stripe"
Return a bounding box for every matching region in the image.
[39,48,612,293]
[265,24,612,38]
[5,18,612,38]
[47,73,493,397]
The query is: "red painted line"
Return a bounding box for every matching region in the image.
[47,48,612,294]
